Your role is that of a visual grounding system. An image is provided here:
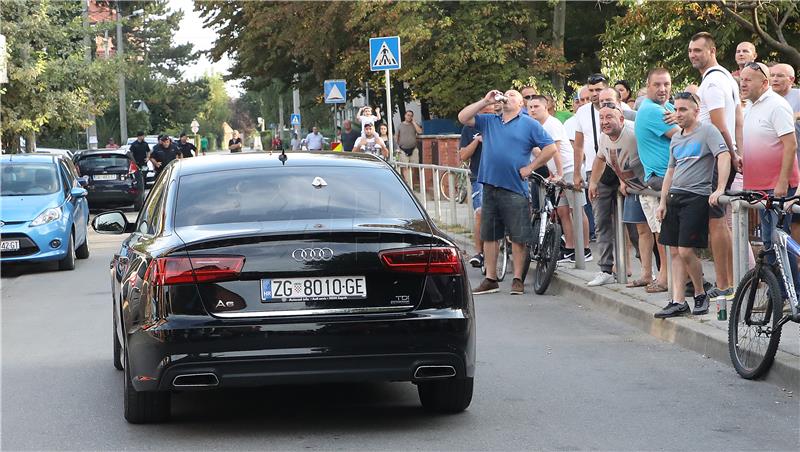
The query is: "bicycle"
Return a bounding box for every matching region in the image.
[439,163,469,204]
[727,191,800,379]
[480,236,509,282]
[528,173,578,295]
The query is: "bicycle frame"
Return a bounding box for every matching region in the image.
[530,176,560,247]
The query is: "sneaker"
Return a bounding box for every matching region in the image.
[685,280,714,297]
[567,249,593,263]
[472,278,499,295]
[654,301,690,318]
[510,278,524,295]
[469,253,484,268]
[720,287,734,299]
[587,271,615,287]
[692,293,709,315]
[559,250,575,263]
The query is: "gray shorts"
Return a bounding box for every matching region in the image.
[480,184,532,244]
[556,172,587,208]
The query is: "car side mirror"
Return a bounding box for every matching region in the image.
[78,176,89,187]
[92,210,134,234]
[70,187,88,198]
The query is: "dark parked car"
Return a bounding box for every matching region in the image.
[75,150,145,210]
[93,152,475,423]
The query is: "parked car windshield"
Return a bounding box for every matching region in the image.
[77,154,130,172]
[174,166,423,227]
[1,163,60,196]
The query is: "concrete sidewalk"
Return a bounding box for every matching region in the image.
[442,228,800,392]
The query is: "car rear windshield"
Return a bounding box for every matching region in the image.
[77,154,130,172]
[1,163,60,196]
[174,166,423,227]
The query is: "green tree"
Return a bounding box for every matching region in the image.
[1,0,119,151]
[198,73,231,147]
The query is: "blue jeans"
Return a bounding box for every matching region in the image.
[760,187,800,297]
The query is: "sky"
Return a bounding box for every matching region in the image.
[172,0,243,97]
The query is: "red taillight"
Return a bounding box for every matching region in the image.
[144,256,245,286]
[128,161,139,176]
[379,247,462,275]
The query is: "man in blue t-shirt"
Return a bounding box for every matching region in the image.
[634,67,680,294]
[458,89,557,296]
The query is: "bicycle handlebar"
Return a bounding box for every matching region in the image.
[726,190,800,208]
[527,172,585,191]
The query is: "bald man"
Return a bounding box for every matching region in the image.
[770,63,800,236]
[732,41,757,78]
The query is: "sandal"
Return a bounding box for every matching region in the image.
[645,282,668,293]
[626,278,652,288]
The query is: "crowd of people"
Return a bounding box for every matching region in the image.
[458,32,799,320]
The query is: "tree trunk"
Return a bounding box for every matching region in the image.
[420,99,431,121]
[25,131,36,152]
[551,0,566,93]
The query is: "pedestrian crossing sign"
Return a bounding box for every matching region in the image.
[369,36,401,71]
[290,114,301,126]
[324,80,346,104]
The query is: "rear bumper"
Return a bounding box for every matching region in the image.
[86,187,141,205]
[125,309,475,392]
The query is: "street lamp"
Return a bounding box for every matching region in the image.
[116,5,144,145]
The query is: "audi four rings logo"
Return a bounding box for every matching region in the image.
[292,248,334,261]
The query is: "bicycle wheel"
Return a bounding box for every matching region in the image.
[728,266,785,379]
[496,239,508,282]
[533,222,561,295]
[456,175,469,204]
[440,171,454,201]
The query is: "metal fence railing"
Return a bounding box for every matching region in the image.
[392,162,474,235]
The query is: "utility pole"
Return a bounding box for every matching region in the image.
[278,94,284,136]
[116,0,128,144]
[83,0,98,150]
[551,0,566,93]
[292,76,300,136]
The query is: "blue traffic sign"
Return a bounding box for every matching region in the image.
[324,80,346,104]
[290,114,301,126]
[369,36,401,71]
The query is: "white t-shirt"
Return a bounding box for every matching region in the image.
[573,102,602,171]
[354,135,386,158]
[358,115,378,136]
[564,116,578,142]
[698,65,740,148]
[540,116,576,176]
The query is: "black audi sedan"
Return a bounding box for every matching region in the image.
[93,151,475,423]
[75,149,145,210]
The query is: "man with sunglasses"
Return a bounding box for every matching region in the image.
[740,62,800,289]
[686,31,742,301]
[655,92,731,317]
[458,89,557,295]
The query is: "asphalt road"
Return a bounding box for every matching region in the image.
[2,222,798,451]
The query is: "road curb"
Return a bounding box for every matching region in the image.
[550,271,799,393]
[444,229,799,392]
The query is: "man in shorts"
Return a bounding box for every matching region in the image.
[655,92,731,318]
[459,104,495,268]
[458,89,557,295]
[634,67,680,293]
[527,95,591,263]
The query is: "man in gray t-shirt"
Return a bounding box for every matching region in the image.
[667,121,729,195]
[655,92,731,319]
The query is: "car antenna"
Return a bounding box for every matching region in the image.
[278,148,287,165]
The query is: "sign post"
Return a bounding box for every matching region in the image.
[324,80,346,148]
[369,36,401,163]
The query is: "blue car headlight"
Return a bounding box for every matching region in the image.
[30,206,63,226]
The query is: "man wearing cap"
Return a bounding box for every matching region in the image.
[176,133,197,159]
[150,135,179,176]
[129,131,150,169]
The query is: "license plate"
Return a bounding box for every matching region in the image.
[261,276,367,302]
[0,240,20,251]
[93,174,117,181]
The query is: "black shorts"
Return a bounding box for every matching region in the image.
[480,184,532,244]
[659,191,710,249]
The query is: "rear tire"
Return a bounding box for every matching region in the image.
[728,266,784,379]
[495,239,508,282]
[533,223,561,295]
[123,348,170,424]
[58,233,76,271]
[75,231,90,259]
[418,377,473,413]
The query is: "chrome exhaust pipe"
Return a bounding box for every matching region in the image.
[172,373,219,388]
[414,365,456,380]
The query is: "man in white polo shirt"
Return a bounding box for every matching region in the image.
[740,61,800,296]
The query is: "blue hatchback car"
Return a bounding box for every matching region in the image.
[1,154,90,270]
